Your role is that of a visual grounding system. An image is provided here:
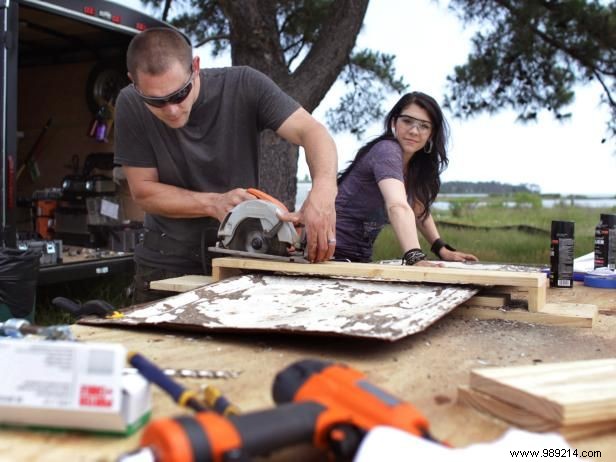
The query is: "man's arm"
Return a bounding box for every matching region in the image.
[276,107,338,263]
[122,166,255,221]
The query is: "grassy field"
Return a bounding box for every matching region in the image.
[373,200,613,265]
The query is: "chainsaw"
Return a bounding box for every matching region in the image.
[208,188,308,263]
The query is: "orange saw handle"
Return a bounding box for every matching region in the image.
[246,188,289,213]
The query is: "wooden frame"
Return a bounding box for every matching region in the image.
[211,257,548,311]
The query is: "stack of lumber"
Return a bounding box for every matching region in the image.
[458,359,616,439]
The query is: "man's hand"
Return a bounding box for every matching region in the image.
[210,188,256,222]
[279,186,336,263]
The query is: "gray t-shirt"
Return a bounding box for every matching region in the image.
[114,66,300,272]
[335,139,405,262]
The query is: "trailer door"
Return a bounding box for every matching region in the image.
[0,0,17,247]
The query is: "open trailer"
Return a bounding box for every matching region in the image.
[0,0,172,283]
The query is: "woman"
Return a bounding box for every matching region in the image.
[334,92,478,266]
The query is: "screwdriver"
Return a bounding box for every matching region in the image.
[128,352,207,413]
[202,384,241,416]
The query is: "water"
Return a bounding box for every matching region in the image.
[296,183,616,211]
[295,182,311,210]
[433,196,616,211]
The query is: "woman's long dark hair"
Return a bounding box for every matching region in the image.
[337,92,449,220]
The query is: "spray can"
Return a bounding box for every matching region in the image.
[550,220,574,288]
[594,213,616,270]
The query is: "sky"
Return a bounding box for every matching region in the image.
[118,0,615,196]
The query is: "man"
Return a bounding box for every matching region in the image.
[114,28,337,303]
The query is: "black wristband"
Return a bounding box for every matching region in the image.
[402,248,427,266]
[430,238,456,259]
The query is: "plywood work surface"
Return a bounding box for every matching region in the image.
[4,290,616,462]
[3,277,615,462]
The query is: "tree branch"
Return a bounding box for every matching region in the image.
[162,0,172,22]
[494,0,614,109]
[291,0,369,110]
[195,34,231,48]
[593,69,616,108]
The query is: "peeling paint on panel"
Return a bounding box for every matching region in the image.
[83,274,479,341]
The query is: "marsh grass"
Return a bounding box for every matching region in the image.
[373,204,603,264]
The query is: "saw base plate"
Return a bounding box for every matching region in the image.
[208,246,309,264]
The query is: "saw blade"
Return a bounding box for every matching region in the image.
[225,217,289,256]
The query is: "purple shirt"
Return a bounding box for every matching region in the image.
[335,140,405,262]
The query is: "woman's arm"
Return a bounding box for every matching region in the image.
[414,205,479,262]
[378,178,439,266]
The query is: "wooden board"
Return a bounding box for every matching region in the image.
[81,274,478,341]
[149,275,213,292]
[453,302,597,328]
[212,257,546,287]
[458,386,616,440]
[463,294,511,307]
[211,257,548,312]
[470,359,616,425]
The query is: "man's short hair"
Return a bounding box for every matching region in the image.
[127,27,192,83]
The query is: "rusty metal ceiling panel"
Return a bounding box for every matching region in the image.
[83,274,478,341]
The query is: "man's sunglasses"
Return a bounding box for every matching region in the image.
[133,71,194,108]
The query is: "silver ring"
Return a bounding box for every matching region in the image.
[327,239,336,244]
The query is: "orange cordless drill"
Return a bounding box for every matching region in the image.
[136,359,435,462]
[272,359,436,459]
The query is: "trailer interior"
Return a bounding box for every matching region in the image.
[12,1,162,283]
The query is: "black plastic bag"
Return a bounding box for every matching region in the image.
[0,248,40,319]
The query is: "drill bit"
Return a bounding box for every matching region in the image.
[162,368,242,379]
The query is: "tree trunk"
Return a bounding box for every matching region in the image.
[220,0,369,207]
[259,130,298,211]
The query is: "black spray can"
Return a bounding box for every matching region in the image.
[550,221,574,288]
[594,213,616,270]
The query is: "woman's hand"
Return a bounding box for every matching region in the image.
[439,248,478,262]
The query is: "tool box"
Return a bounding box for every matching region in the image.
[17,239,63,266]
[0,338,151,435]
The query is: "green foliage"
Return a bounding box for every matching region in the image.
[325,50,407,137]
[449,197,478,217]
[512,192,542,209]
[441,180,540,194]
[444,0,616,140]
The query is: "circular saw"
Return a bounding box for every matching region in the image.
[209,189,307,263]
